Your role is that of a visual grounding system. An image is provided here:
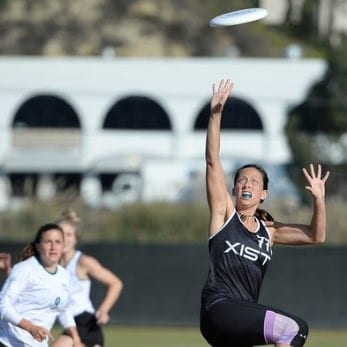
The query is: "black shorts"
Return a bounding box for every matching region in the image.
[67,311,104,347]
[200,299,308,347]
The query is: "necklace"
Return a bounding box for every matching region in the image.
[238,212,257,223]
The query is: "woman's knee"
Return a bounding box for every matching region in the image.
[264,310,308,347]
[290,316,309,347]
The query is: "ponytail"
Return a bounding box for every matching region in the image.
[255,208,273,222]
[18,242,37,262]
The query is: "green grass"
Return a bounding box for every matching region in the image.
[103,325,206,347]
[82,325,347,347]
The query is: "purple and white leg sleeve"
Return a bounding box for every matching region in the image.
[264,310,308,347]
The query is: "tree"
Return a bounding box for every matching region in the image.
[286,36,347,200]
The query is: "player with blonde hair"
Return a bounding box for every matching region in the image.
[51,210,123,347]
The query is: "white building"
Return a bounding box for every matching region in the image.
[0,56,326,209]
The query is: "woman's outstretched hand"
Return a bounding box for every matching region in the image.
[302,164,330,200]
[211,79,233,115]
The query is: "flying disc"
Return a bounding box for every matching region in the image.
[209,8,268,27]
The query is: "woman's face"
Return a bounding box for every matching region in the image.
[234,167,267,208]
[59,222,77,253]
[36,229,64,268]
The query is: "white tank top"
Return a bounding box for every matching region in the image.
[65,250,95,316]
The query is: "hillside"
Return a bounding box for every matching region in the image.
[0,0,294,57]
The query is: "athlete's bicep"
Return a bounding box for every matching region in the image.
[208,199,234,238]
[206,161,233,213]
[80,255,118,285]
[267,221,314,245]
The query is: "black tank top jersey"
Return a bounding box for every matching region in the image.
[201,210,272,311]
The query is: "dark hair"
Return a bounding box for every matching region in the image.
[233,164,273,221]
[18,223,64,262]
[255,208,274,222]
[233,164,269,190]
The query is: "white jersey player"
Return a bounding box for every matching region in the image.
[0,223,84,347]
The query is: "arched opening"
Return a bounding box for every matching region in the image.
[13,94,80,128]
[9,95,82,199]
[12,94,81,148]
[194,97,263,130]
[103,96,172,130]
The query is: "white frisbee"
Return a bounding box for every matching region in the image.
[209,8,268,27]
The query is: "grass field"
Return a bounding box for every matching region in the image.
[91,325,347,347]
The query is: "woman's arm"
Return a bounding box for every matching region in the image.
[80,254,123,324]
[18,318,53,343]
[270,164,330,245]
[63,326,85,347]
[0,253,12,275]
[0,264,54,343]
[205,79,234,236]
[0,265,28,325]
[56,302,85,346]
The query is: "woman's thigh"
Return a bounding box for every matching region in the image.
[200,300,308,347]
[201,300,267,347]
